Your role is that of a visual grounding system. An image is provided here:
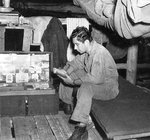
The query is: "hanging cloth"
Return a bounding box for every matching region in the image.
[41,17,68,68]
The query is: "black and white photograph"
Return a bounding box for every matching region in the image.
[0,0,150,140]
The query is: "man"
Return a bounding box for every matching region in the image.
[53,26,119,140]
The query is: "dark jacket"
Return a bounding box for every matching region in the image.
[41,17,68,68]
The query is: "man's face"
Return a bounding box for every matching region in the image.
[72,37,86,54]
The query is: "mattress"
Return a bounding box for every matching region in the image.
[92,76,150,139]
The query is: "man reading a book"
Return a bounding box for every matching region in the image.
[53,26,119,140]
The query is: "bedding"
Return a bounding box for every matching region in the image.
[92,76,150,139]
[73,0,150,39]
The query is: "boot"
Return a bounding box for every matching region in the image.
[63,102,73,115]
[67,125,88,140]
[59,100,72,115]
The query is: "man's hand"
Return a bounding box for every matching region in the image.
[53,68,74,85]
[53,68,67,78]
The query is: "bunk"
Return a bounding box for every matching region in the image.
[91,76,150,140]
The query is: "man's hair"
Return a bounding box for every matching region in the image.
[71,26,92,43]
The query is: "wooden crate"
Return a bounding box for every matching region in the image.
[0,52,53,88]
[0,89,59,117]
[27,89,59,115]
[0,94,26,116]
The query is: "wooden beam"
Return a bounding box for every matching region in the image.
[126,43,138,85]
[25,2,85,14]
[12,2,87,17]
[0,26,5,51]
[117,63,127,69]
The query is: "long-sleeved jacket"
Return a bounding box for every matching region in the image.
[64,40,119,98]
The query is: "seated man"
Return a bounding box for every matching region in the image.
[53,26,119,140]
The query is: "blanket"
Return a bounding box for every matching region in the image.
[73,0,150,39]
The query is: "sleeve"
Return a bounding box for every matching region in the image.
[80,52,105,84]
[63,54,87,85]
[70,68,87,85]
[64,54,86,75]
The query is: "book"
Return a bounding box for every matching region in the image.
[53,68,67,78]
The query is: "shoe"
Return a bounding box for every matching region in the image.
[59,100,72,114]
[59,99,64,111]
[63,102,72,115]
[67,125,88,140]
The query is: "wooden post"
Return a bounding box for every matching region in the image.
[126,43,138,84]
[0,26,5,51]
[22,26,33,51]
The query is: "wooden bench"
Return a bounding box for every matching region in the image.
[91,76,150,140]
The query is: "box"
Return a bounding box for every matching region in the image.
[0,89,59,116]
[27,89,59,115]
[0,52,59,116]
[0,52,53,89]
[0,94,26,116]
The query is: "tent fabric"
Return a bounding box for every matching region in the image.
[92,76,150,139]
[73,0,150,39]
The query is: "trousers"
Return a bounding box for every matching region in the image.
[59,81,118,124]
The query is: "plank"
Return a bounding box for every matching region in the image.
[46,114,67,140]
[0,117,15,140]
[34,115,56,140]
[0,136,15,140]
[0,89,55,96]
[55,114,72,138]
[58,111,74,132]
[13,116,40,140]
[15,135,31,140]
[88,127,103,140]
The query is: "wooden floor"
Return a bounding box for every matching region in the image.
[0,111,102,140]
